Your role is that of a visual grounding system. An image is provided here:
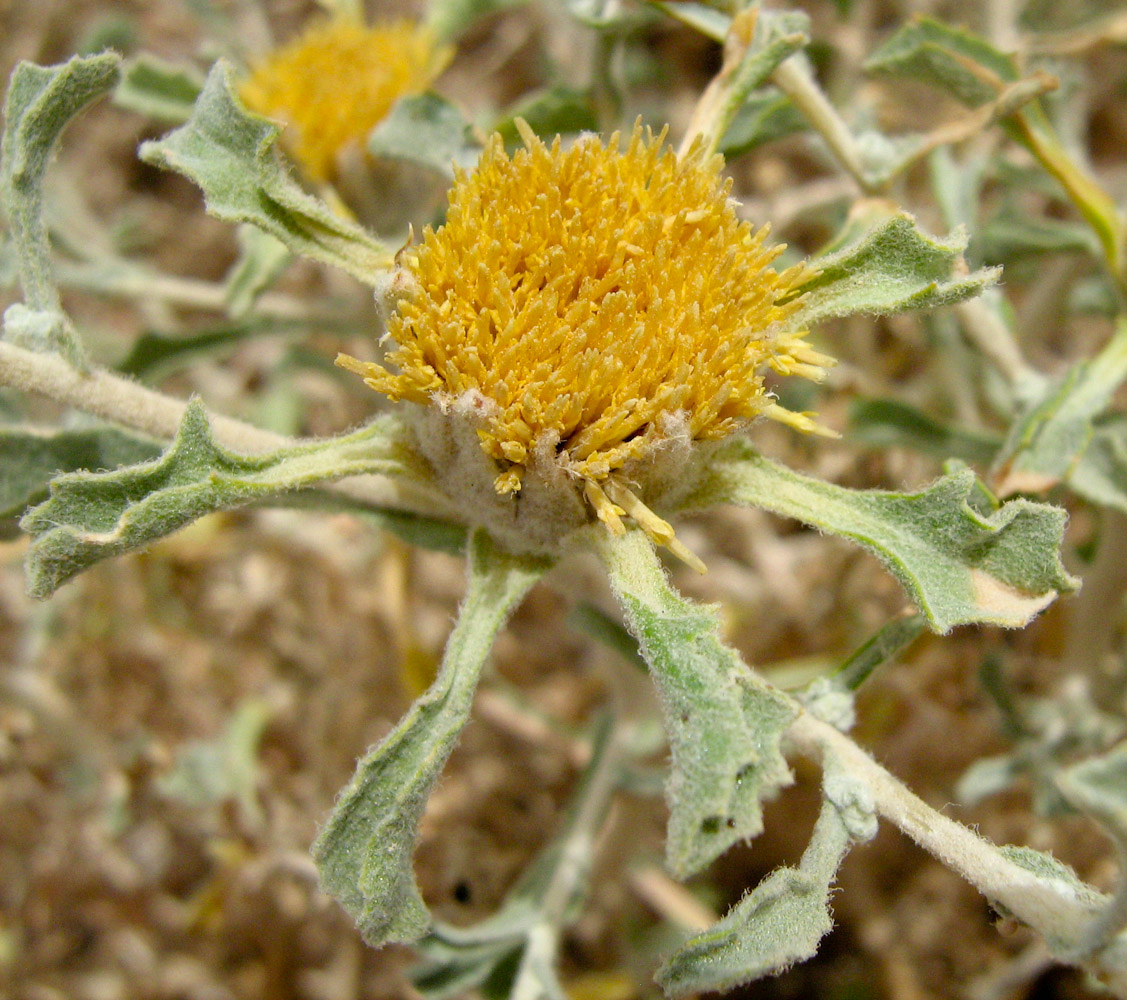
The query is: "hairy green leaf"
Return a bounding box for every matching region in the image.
[493,86,598,147]
[981,212,1101,261]
[658,756,876,996]
[864,16,1018,108]
[224,225,292,319]
[647,1,729,42]
[830,611,927,692]
[113,54,203,123]
[313,531,548,946]
[1058,744,1127,855]
[1,423,161,519]
[719,89,807,159]
[140,61,392,284]
[782,211,1000,330]
[1069,419,1127,515]
[156,697,271,825]
[1,53,120,363]
[849,397,1002,465]
[596,529,796,878]
[697,9,808,158]
[20,399,419,597]
[369,93,477,179]
[994,319,1127,497]
[116,321,300,381]
[684,440,1077,633]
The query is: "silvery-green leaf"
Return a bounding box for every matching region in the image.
[993,319,1127,497]
[566,601,647,672]
[494,85,598,147]
[697,9,809,156]
[995,844,1106,955]
[719,88,807,159]
[956,753,1025,808]
[313,531,548,946]
[368,93,477,180]
[646,1,729,42]
[566,0,650,29]
[781,211,1000,330]
[1,54,120,363]
[657,755,876,996]
[828,611,927,692]
[981,212,1102,261]
[684,439,1077,633]
[596,528,796,878]
[140,61,392,284]
[1068,418,1127,515]
[849,397,1002,465]
[864,17,1018,108]
[156,697,271,825]
[224,225,292,319]
[20,399,420,597]
[113,54,203,123]
[2,303,77,363]
[115,320,299,381]
[1058,744,1127,854]
[0,422,161,519]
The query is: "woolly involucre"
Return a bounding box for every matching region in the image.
[339,122,835,570]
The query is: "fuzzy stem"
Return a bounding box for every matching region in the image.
[0,338,285,451]
[54,259,349,323]
[787,711,1103,937]
[771,58,872,193]
[510,716,623,1000]
[954,297,1043,391]
[0,339,456,518]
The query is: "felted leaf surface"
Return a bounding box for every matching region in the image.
[493,85,598,148]
[657,756,877,996]
[1058,743,1127,854]
[113,54,203,123]
[224,225,292,319]
[313,532,548,946]
[701,9,808,155]
[781,212,999,330]
[648,1,730,42]
[597,529,796,878]
[20,399,418,597]
[719,89,807,158]
[0,423,161,519]
[369,93,477,179]
[139,61,391,284]
[684,439,1077,633]
[1068,419,1127,516]
[849,397,1002,466]
[993,320,1127,497]
[864,16,1019,108]
[1,54,119,363]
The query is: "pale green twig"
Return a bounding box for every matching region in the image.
[771,58,870,193]
[0,339,457,519]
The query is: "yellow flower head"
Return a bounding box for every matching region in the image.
[240,18,450,183]
[339,122,834,568]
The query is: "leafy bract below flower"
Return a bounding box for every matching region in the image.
[240,17,449,183]
[338,121,835,571]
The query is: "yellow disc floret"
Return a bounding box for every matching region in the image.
[240,18,450,183]
[339,121,834,568]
